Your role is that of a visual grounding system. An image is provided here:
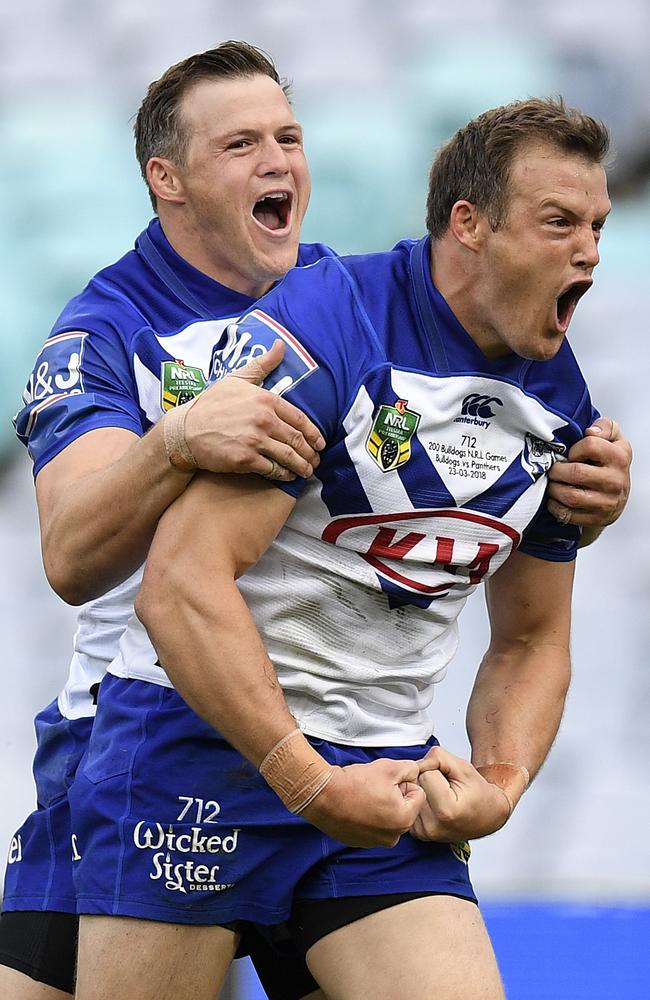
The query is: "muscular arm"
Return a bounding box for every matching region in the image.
[547,417,631,544]
[467,550,574,779]
[35,343,324,604]
[136,472,424,847]
[412,551,574,842]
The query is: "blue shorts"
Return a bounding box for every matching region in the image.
[2,700,92,914]
[69,675,476,925]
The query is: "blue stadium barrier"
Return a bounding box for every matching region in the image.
[235,902,650,999]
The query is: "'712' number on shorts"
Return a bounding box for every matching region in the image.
[176,796,221,823]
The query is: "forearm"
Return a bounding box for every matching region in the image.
[138,560,426,847]
[466,638,571,783]
[137,567,296,765]
[40,421,192,604]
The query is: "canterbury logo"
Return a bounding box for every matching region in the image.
[461,393,504,419]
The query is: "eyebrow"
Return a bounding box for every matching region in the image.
[539,199,611,223]
[211,123,304,146]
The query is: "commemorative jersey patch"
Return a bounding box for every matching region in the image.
[209,309,318,397]
[366,399,421,472]
[161,360,207,410]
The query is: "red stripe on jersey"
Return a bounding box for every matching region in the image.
[248,310,317,369]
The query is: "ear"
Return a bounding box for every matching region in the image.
[448,200,486,252]
[146,157,186,206]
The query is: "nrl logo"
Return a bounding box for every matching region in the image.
[161,360,207,411]
[366,399,421,472]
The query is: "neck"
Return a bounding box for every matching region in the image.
[429,238,507,359]
[157,213,273,299]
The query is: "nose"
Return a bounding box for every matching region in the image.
[573,225,600,270]
[258,139,291,176]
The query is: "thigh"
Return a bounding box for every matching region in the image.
[306,896,504,1000]
[75,914,238,1000]
[0,966,71,999]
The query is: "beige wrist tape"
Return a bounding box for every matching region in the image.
[163,400,198,473]
[475,762,530,816]
[259,728,334,815]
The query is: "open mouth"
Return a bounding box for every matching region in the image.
[252,191,292,233]
[555,280,592,333]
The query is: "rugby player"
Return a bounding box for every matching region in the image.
[1,41,330,1000]
[0,45,630,1000]
[67,98,629,999]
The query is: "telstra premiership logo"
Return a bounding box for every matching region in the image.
[460,393,504,420]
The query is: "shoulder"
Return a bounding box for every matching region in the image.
[296,241,339,265]
[525,339,593,426]
[279,241,411,304]
[51,247,146,344]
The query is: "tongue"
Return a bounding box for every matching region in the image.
[253,202,283,231]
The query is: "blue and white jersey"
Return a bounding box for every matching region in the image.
[13,218,336,721]
[114,237,598,746]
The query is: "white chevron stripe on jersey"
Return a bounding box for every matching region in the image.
[343,383,414,511]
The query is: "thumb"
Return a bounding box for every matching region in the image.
[400,783,426,821]
[400,780,425,802]
[232,339,285,385]
[585,416,616,441]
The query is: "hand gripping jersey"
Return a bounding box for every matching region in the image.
[13,219,336,723]
[113,237,598,746]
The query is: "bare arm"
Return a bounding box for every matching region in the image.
[547,417,631,544]
[136,472,424,848]
[467,550,574,777]
[412,551,574,842]
[35,342,325,604]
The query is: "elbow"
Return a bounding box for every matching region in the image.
[42,550,95,607]
[135,560,176,640]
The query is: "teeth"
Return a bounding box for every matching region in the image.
[259,192,288,201]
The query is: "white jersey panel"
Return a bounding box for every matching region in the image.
[57,568,144,719]
[110,369,570,745]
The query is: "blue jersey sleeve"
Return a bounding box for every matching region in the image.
[14,315,143,477]
[518,369,599,561]
[206,258,380,497]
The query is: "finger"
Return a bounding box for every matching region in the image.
[417,745,470,778]
[253,443,315,479]
[546,499,573,525]
[401,786,427,823]
[390,759,422,784]
[272,397,326,452]
[258,457,295,483]
[417,768,458,808]
[399,780,424,800]
[264,425,322,472]
[547,498,608,527]
[232,340,285,385]
[548,455,624,488]
[559,435,631,469]
[410,805,447,842]
[547,482,617,514]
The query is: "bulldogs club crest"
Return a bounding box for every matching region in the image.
[366,399,421,472]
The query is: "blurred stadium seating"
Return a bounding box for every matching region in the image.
[1,2,648,997]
